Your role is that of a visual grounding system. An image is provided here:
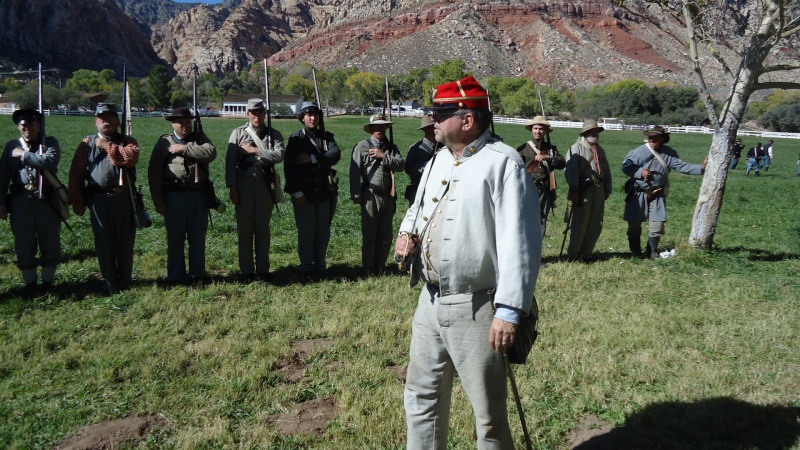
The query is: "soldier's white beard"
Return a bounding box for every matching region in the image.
[586,136,599,144]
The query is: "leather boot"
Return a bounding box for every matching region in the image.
[628,236,643,258]
[648,236,661,260]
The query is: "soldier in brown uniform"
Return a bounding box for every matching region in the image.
[349,114,405,274]
[148,107,217,284]
[516,116,565,238]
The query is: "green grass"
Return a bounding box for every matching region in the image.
[0,115,799,449]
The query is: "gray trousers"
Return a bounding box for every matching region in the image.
[536,184,553,239]
[165,190,207,282]
[9,191,61,278]
[404,285,512,450]
[360,189,395,272]
[292,197,332,273]
[87,191,136,291]
[235,174,274,276]
[567,184,605,259]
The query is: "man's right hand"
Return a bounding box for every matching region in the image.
[155,204,167,216]
[0,206,8,220]
[73,204,86,216]
[642,169,653,180]
[229,187,239,206]
[352,196,362,205]
[295,195,307,208]
[395,233,418,258]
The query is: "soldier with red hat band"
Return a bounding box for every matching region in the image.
[395,75,541,449]
[0,109,62,293]
[349,113,405,275]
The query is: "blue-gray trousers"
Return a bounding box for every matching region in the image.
[292,197,332,273]
[87,191,136,290]
[9,190,61,271]
[235,173,274,276]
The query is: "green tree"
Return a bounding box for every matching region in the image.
[282,74,314,100]
[345,72,384,109]
[148,65,171,109]
[66,69,118,93]
[422,60,467,105]
[319,68,358,110]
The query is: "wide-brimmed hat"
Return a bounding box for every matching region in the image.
[524,115,551,132]
[363,114,393,133]
[428,75,490,112]
[298,101,321,121]
[580,119,604,136]
[247,98,266,111]
[12,109,43,125]
[95,103,118,116]
[417,115,435,130]
[643,125,670,143]
[164,107,194,121]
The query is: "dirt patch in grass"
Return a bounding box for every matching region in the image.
[55,414,166,450]
[278,359,307,383]
[566,414,616,449]
[267,396,339,436]
[389,364,407,383]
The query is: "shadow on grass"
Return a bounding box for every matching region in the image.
[715,246,800,262]
[573,397,800,450]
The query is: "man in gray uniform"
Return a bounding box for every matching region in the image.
[395,75,540,449]
[149,107,217,284]
[404,115,437,205]
[350,114,405,274]
[623,126,706,259]
[0,109,62,293]
[225,98,285,282]
[68,103,140,294]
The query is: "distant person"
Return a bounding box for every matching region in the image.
[0,109,62,293]
[622,126,707,259]
[564,119,612,261]
[516,115,565,238]
[225,98,285,282]
[284,101,341,279]
[745,142,764,176]
[68,103,140,294]
[729,138,742,169]
[349,113,405,274]
[148,107,217,285]
[404,115,437,205]
[796,153,800,176]
[762,139,774,172]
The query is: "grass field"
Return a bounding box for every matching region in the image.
[0,114,798,449]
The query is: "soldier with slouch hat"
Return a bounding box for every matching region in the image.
[225,98,285,282]
[395,75,540,449]
[564,119,612,261]
[148,107,218,284]
[68,103,140,294]
[517,115,565,238]
[623,126,707,259]
[0,109,62,292]
[284,101,341,279]
[350,113,405,274]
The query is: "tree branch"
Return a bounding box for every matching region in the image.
[761,63,800,73]
[753,81,800,91]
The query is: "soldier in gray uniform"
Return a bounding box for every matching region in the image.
[349,114,405,274]
[225,98,285,282]
[68,103,141,294]
[404,115,437,205]
[148,107,217,284]
[622,126,706,259]
[0,109,62,292]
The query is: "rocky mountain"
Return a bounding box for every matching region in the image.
[0,0,763,90]
[0,0,165,77]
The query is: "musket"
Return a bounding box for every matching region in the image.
[311,69,328,152]
[537,87,558,205]
[559,202,573,258]
[121,64,143,229]
[384,76,397,199]
[37,63,45,199]
[192,69,203,184]
[486,86,496,137]
[262,58,279,212]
